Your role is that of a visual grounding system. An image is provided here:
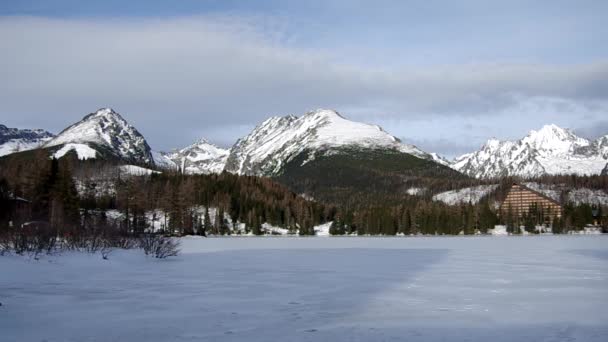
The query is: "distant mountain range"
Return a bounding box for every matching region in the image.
[159,138,228,174]
[449,124,608,179]
[0,124,54,157]
[1,108,607,180]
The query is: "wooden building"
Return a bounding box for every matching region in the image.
[500,183,562,222]
[5,195,32,227]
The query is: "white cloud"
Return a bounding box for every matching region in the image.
[0,15,606,153]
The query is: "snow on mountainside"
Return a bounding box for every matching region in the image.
[429,152,451,166]
[433,185,499,205]
[161,138,229,174]
[53,143,98,160]
[0,124,54,156]
[451,124,608,179]
[434,181,608,207]
[523,182,608,205]
[44,108,154,164]
[224,109,431,176]
[151,150,177,169]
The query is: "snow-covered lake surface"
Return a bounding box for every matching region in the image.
[2,236,607,341]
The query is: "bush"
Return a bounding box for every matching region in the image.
[139,234,180,259]
[100,244,113,260]
[0,226,179,260]
[2,223,59,258]
[0,233,10,256]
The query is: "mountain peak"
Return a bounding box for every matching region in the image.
[83,107,120,120]
[44,108,153,164]
[96,107,116,115]
[161,137,229,174]
[303,108,344,120]
[523,123,588,153]
[224,108,430,176]
[529,123,571,139]
[451,123,605,178]
[192,137,211,146]
[482,138,502,149]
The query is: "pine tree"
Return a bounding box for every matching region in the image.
[252,211,262,236]
[329,216,345,235]
[202,207,211,236]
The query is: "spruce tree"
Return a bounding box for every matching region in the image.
[203,207,211,236]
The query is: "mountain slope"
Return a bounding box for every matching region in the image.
[276,146,466,205]
[224,109,430,176]
[221,109,466,204]
[0,124,54,157]
[44,108,154,164]
[160,138,229,174]
[451,124,608,179]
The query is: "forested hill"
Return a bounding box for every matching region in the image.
[275,147,469,206]
[1,148,606,236]
[0,151,331,236]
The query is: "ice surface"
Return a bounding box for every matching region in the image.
[1,236,607,341]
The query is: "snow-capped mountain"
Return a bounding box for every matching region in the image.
[429,152,451,166]
[0,124,54,157]
[224,109,431,176]
[44,108,154,164]
[451,124,608,179]
[160,138,229,174]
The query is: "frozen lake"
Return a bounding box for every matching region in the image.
[1,236,607,341]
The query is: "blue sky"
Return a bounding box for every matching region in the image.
[1,1,607,157]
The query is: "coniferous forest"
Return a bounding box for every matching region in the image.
[1,149,606,241]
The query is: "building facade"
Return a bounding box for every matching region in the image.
[500,183,562,222]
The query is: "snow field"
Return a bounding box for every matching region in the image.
[1,236,607,341]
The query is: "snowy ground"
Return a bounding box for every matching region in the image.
[433,184,498,205]
[2,236,607,342]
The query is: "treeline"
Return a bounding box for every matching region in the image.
[330,201,498,235]
[1,149,606,237]
[501,202,604,234]
[0,153,330,236]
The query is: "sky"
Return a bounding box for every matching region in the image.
[1,0,607,158]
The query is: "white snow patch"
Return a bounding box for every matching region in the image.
[406,187,425,196]
[489,225,509,235]
[151,150,177,169]
[314,222,333,236]
[53,143,97,160]
[261,223,291,235]
[119,165,160,176]
[433,184,498,205]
